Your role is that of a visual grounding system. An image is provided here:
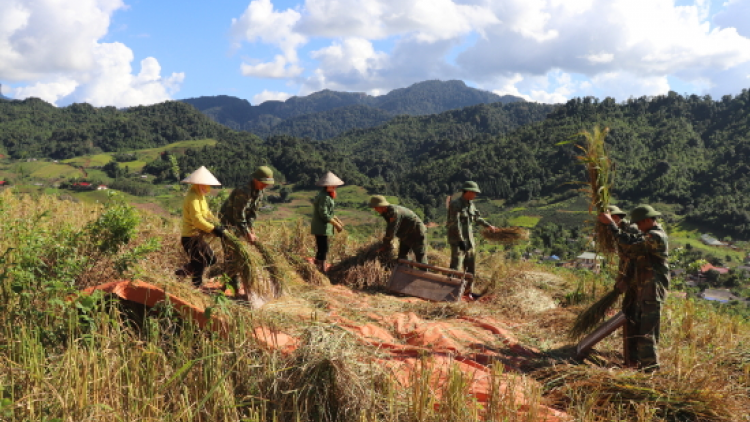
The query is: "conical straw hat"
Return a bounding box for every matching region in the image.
[181,166,222,185]
[316,171,344,187]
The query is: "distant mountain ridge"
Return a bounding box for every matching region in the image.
[181,80,524,139]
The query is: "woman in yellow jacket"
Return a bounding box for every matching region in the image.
[177,166,226,287]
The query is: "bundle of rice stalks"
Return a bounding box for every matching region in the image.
[481,226,530,244]
[222,231,281,299]
[253,240,299,289]
[284,252,331,286]
[568,288,621,340]
[327,242,392,287]
[566,126,617,254]
[536,364,743,422]
[262,325,393,422]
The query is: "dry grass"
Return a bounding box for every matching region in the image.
[536,364,748,421]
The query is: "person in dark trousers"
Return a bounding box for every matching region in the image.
[176,166,226,287]
[310,171,344,273]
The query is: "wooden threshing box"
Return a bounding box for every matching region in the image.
[387,259,470,302]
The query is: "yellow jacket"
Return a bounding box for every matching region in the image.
[181,185,216,237]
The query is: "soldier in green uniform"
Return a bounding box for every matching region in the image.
[599,204,669,372]
[447,181,498,295]
[369,195,427,264]
[218,166,274,290]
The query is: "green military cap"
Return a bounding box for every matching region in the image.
[606,205,627,216]
[462,181,481,193]
[630,204,661,223]
[253,166,274,184]
[369,195,390,208]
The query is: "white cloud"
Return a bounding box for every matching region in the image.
[233,0,750,102]
[12,78,78,104]
[252,90,293,104]
[231,0,306,74]
[302,38,390,93]
[0,0,183,107]
[298,0,499,42]
[241,55,304,78]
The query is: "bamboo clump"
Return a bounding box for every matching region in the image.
[481,227,530,244]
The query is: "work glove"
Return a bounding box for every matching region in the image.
[457,241,467,252]
[212,225,226,238]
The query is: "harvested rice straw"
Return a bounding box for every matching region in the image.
[481,227,530,244]
[284,252,331,286]
[565,126,617,255]
[327,242,391,286]
[253,240,295,290]
[221,231,278,299]
[568,288,621,340]
[536,364,740,422]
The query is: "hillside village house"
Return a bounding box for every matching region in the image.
[575,252,603,272]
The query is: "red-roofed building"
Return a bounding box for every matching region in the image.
[701,263,730,275]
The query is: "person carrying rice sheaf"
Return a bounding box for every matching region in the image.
[311,171,345,273]
[176,166,227,288]
[218,165,274,291]
[369,195,427,264]
[598,204,669,372]
[446,181,499,297]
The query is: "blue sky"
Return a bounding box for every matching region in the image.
[1,0,749,107]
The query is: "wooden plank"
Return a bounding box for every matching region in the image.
[397,267,465,286]
[387,264,466,302]
[575,312,626,360]
[397,259,474,279]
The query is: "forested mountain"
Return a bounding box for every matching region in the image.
[184,89,750,236]
[5,89,750,237]
[0,98,228,159]
[181,80,523,139]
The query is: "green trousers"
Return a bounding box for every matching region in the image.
[449,244,476,293]
[398,237,427,264]
[624,299,661,371]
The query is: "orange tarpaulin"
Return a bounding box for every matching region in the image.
[83,282,567,421]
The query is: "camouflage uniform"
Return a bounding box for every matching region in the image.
[609,222,669,371]
[447,195,492,277]
[380,205,427,264]
[218,182,264,289]
[219,183,264,237]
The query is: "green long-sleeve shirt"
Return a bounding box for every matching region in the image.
[311,189,335,236]
[447,196,491,248]
[380,205,425,246]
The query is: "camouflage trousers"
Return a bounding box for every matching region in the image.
[397,236,426,264]
[623,299,661,372]
[449,243,476,293]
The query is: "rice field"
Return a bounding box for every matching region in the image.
[0,189,749,421]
